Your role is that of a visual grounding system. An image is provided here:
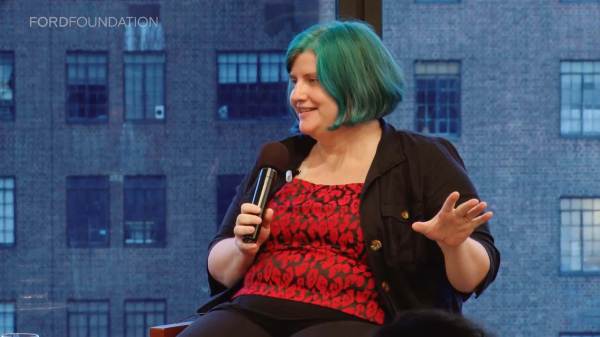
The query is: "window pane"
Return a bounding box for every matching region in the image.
[66,52,108,122]
[125,53,165,120]
[66,176,110,247]
[124,176,166,246]
[415,61,460,136]
[561,61,600,136]
[0,52,15,120]
[561,197,600,272]
[0,302,15,334]
[125,300,166,337]
[217,51,289,119]
[0,177,15,245]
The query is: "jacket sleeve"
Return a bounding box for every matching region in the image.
[419,137,500,298]
[206,164,258,296]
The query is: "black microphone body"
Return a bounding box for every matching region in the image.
[243,166,278,243]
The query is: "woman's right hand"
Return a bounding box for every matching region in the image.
[233,203,273,256]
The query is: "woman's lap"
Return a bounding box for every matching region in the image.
[177,307,379,337]
[177,309,271,337]
[289,320,379,337]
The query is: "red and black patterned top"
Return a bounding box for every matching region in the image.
[233,178,385,324]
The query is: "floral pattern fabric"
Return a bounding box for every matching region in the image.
[234,178,385,324]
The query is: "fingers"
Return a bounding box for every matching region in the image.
[411,221,431,234]
[441,191,460,213]
[233,221,257,236]
[236,203,263,226]
[454,198,479,216]
[234,203,263,237]
[234,204,274,250]
[465,201,487,219]
[240,203,261,215]
[471,211,494,227]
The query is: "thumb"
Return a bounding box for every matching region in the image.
[411,221,429,234]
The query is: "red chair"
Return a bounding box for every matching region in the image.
[149,321,193,337]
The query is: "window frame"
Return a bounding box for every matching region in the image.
[123,299,166,337]
[559,196,600,276]
[66,299,110,337]
[414,60,462,138]
[559,60,600,138]
[65,50,109,124]
[215,50,290,121]
[123,175,167,247]
[0,51,16,121]
[0,300,16,335]
[123,51,167,123]
[0,176,16,248]
[66,176,111,248]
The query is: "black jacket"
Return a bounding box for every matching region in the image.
[199,119,500,322]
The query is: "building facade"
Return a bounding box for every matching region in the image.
[0,1,599,337]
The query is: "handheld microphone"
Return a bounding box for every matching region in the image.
[243,142,290,243]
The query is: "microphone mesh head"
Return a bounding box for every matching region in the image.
[256,142,290,173]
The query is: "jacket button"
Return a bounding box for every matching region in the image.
[401,210,410,220]
[381,281,391,292]
[369,240,382,251]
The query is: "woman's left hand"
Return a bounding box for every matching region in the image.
[411,191,493,247]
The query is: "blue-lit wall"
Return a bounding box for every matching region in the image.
[1,1,599,337]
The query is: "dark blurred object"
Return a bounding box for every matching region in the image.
[337,0,381,37]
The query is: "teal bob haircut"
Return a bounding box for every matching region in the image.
[286,20,404,130]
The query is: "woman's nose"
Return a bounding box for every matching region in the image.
[290,82,307,104]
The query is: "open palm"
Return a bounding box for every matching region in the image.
[411,191,493,247]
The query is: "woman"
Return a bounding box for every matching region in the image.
[180,20,499,337]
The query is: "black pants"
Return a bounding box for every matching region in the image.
[177,307,379,337]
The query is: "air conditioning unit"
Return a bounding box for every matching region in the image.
[154,105,165,119]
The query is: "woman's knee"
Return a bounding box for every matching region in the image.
[177,310,271,337]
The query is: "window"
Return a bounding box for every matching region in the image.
[124,53,166,121]
[124,300,165,337]
[217,51,289,119]
[0,51,15,120]
[66,52,108,122]
[0,177,15,246]
[560,197,600,273]
[124,4,164,52]
[560,61,600,136]
[124,176,166,246]
[67,176,110,248]
[263,0,319,35]
[0,302,15,335]
[415,61,461,137]
[415,0,460,3]
[216,174,244,230]
[67,300,109,337]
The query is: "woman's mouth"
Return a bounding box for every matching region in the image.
[297,107,317,114]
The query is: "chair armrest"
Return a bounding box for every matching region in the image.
[149,321,193,337]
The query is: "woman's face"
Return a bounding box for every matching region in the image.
[289,51,339,138]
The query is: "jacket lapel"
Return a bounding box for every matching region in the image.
[362,119,407,197]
